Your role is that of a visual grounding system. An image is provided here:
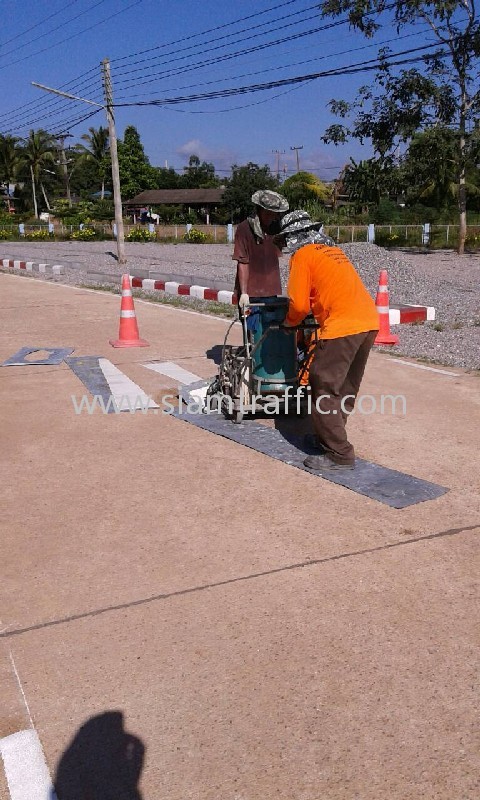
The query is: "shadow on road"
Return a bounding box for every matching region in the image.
[205,344,224,366]
[53,710,144,800]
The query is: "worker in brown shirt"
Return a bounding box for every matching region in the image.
[232,189,289,309]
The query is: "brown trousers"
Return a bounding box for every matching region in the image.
[308,330,377,465]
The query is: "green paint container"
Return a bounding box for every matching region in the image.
[250,296,297,394]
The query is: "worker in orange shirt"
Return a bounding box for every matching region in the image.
[275,210,379,472]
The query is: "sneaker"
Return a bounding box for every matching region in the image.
[303,454,355,471]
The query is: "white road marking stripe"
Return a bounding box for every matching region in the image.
[388,358,459,376]
[98,359,159,409]
[0,729,57,800]
[143,361,203,385]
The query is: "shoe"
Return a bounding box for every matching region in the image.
[303,454,355,471]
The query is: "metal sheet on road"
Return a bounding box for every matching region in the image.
[174,410,448,508]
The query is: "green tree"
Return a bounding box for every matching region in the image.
[75,126,110,199]
[222,162,280,221]
[118,125,157,199]
[320,0,480,253]
[400,127,459,209]
[281,171,331,207]
[181,154,221,188]
[154,166,181,188]
[0,134,20,188]
[18,129,56,218]
[342,157,401,208]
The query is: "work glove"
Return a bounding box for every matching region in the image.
[239,293,250,308]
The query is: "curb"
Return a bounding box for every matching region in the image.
[1,258,64,275]
[129,276,435,324]
[0,259,435,323]
[130,276,236,305]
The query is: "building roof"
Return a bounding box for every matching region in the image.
[125,188,225,206]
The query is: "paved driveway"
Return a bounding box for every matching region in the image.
[1,273,479,799]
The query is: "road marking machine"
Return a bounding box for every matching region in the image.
[206,296,319,423]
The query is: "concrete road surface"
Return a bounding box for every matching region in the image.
[0,273,479,800]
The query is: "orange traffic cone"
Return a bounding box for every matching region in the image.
[110,274,149,348]
[374,269,399,346]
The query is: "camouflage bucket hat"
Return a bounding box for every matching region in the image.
[279,209,322,235]
[251,189,289,213]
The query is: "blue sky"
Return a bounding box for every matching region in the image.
[0,0,434,181]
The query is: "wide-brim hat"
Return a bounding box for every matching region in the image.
[278,209,323,236]
[251,189,289,213]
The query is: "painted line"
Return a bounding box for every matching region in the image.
[0,729,57,800]
[98,359,159,409]
[389,358,459,376]
[143,361,203,385]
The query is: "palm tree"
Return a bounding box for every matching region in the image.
[19,129,56,218]
[76,126,110,199]
[0,135,20,211]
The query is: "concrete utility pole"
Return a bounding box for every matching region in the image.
[290,145,303,173]
[32,67,127,265]
[101,58,126,265]
[272,150,285,180]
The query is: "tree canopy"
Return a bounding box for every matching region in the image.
[320,0,480,251]
[222,163,280,221]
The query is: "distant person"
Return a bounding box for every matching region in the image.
[275,210,379,472]
[232,189,289,314]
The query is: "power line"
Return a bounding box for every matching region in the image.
[0,0,142,72]
[0,0,110,60]
[111,3,324,78]
[114,42,447,108]
[113,25,434,103]
[0,0,82,48]
[111,0,305,64]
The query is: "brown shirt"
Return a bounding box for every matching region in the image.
[232,219,282,297]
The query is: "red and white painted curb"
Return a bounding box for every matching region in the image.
[130,276,236,305]
[129,276,435,324]
[0,259,435,324]
[1,258,64,275]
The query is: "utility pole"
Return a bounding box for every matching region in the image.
[32,68,127,265]
[272,149,285,180]
[290,145,303,173]
[101,58,126,265]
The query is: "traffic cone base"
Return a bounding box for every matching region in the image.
[375,330,399,345]
[110,274,150,348]
[109,336,150,348]
[374,269,398,346]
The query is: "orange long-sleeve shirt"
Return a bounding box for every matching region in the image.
[285,243,379,338]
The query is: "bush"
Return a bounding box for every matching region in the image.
[0,228,13,240]
[126,227,156,242]
[25,228,54,241]
[70,227,97,241]
[465,229,480,251]
[373,230,408,248]
[183,228,212,243]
